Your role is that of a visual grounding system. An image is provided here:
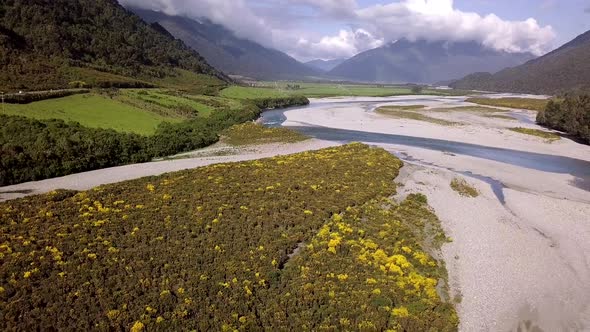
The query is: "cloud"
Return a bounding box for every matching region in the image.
[119,0,556,60]
[356,0,555,56]
[289,29,384,59]
[119,0,273,47]
[287,0,357,17]
[585,6,590,13]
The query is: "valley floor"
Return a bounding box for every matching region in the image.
[2,94,590,330]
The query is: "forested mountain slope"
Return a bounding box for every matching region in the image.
[328,39,533,84]
[450,30,590,94]
[131,8,320,81]
[0,0,228,92]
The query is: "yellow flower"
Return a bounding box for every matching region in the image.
[87,253,97,260]
[239,316,247,324]
[156,316,164,324]
[337,274,348,281]
[392,307,409,317]
[107,309,120,320]
[146,184,155,192]
[130,321,144,332]
[177,287,185,294]
[366,278,377,284]
[162,194,172,200]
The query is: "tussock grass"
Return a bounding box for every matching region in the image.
[429,106,505,113]
[466,97,548,111]
[376,106,461,126]
[484,114,517,121]
[222,123,309,146]
[450,178,479,197]
[509,127,561,142]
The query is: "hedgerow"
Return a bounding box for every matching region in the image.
[0,144,457,330]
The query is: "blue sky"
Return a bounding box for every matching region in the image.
[122,0,590,61]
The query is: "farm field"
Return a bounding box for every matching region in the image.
[0,94,178,135]
[220,83,462,99]
[0,144,457,331]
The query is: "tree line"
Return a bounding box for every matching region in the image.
[537,93,590,144]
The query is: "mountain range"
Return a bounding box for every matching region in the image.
[327,39,534,84]
[305,59,346,72]
[130,8,320,81]
[0,0,227,92]
[450,30,590,94]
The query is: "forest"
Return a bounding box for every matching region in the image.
[0,144,457,331]
[537,93,590,144]
[0,0,228,91]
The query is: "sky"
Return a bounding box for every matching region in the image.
[120,0,590,62]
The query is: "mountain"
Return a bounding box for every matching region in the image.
[305,59,346,72]
[130,8,320,81]
[0,0,227,92]
[327,39,534,84]
[450,30,590,94]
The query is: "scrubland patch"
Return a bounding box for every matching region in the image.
[0,144,457,331]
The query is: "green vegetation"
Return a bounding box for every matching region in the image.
[449,30,590,95]
[509,127,561,142]
[450,178,479,198]
[537,93,590,144]
[222,83,457,99]
[466,98,548,111]
[0,144,457,331]
[222,123,308,146]
[376,106,461,126]
[0,0,227,92]
[484,114,517,121]
[430,106,505,113]
[0,94,181,135]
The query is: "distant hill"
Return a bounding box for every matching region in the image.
[0,0,228,92]
[305,59,346,72]
[328,39,533,84]
[450,30,590,94]
[130,8,320,81]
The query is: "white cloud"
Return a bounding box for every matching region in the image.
[119,0,556,60]
[287,0,357,16]
[119,0,273,47]
[356,0,555,55]
[289,29,384,59]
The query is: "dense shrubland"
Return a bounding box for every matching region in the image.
[2,89,90,104]
[537,93,590,144]
[0,144,457,331]
[222,123,308,146]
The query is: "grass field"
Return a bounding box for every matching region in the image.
[221,83,463,99]
[118,90,216,117]
[0,94,181,135]
[0,144,457,331]
[376,106,461,126]
[466,97,549,111]
[509,127,561,142]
